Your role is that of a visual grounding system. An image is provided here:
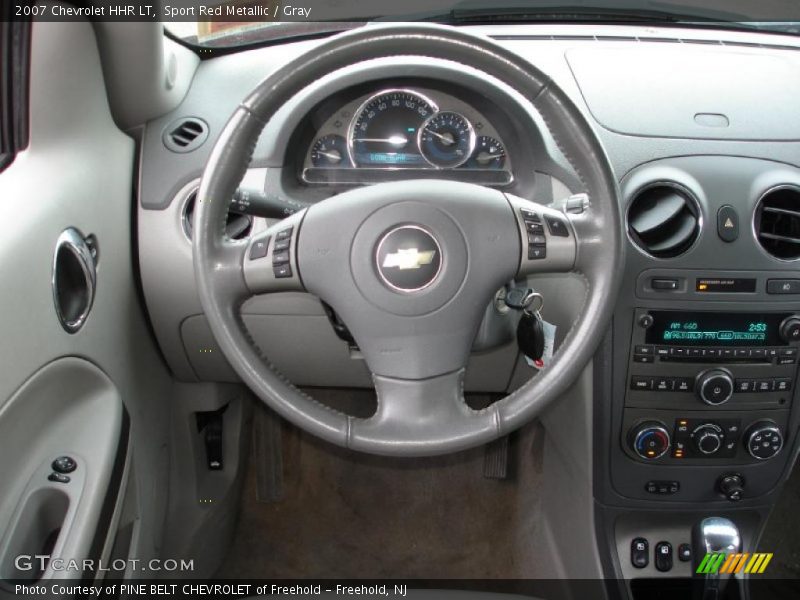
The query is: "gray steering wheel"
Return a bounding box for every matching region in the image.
[193,24,623,457]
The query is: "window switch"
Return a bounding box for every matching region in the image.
[631,538,649,568]
[655,541,673,572]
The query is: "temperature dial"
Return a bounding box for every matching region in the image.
[629,421,671,460]
[311,134,348,167]
[746,422,784,460]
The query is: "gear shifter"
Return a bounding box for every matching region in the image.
[692,517,741,600]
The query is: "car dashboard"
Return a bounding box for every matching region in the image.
[135,23,800,594]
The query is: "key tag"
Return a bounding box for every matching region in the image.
[516,293,546,363]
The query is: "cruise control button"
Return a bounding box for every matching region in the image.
[525,221,544,234]
[631,538,649,569]
[520,208,540,222]
[275,228,293,241]
[272,250,290,265]
[545,216,569,237]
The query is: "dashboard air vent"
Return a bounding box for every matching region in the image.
[627,184,700,258]
[163,118,209,153]
[755,186,800,261]
[183,191,253,241]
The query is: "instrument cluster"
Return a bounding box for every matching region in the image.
[302,88,513,187]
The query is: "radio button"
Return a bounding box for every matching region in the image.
[778,356,797,365]
[688,348,703,358]
[697,369,734,405]
[654,378,674,392]
[756,379,774,393]
[779,348,798,357]
[635,345,654,355]
[774,378,792,392]
[750,348,767,359]
[721,349,735,359]
[675,378,693,392]
[705,348,721,358]
[735,348,751,358]
[634,355,654,364]
[631,376,653,391]
[655,347,670,357]
[735,379,755,393]
[670,347,687,357]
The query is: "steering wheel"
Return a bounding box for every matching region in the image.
[193,24,623,457]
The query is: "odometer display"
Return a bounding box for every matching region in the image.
[349,90,436,167]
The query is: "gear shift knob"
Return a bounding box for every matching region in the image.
[692,517,741,600]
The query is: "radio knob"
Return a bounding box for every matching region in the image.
[779,315,800,344]
[692,424,723,455]
[629,421,671,460]
[746,422,784,460]
[696,369,734,406]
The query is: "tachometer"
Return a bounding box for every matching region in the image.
[311,134,348,167]
[419,111,475,169]
[349,90,437,167]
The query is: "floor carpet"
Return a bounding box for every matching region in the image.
[216,401,544,580]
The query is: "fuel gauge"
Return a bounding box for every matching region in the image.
[466,136,506,170]
[311,134,348,167]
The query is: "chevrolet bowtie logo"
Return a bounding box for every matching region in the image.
[382,248,437,270]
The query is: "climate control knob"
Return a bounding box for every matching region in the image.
[746,422,784,460]
[692,424,724,455]
[629,421,671,460]
[696,369,734,406]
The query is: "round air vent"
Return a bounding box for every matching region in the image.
[163,117,209,153]
[183,190,253,241]
[754,186,800,261]
[627,184,700,258]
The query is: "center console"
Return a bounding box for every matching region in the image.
[623,309,797,474]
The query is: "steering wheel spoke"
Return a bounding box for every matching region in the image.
[506,194,577,278]
[242,210,307,295]
[350,370,499,456]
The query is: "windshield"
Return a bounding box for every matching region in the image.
[163,0,800,47]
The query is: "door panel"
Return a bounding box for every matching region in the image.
[0,16,173,581]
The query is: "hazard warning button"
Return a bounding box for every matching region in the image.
[717,205,739,242]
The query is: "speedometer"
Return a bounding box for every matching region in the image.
[348,90,437,167]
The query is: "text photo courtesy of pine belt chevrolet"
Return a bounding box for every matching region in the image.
[3,1,800,600]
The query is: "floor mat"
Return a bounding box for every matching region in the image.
[216,407,544,580]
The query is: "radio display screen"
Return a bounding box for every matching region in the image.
[645,311,788,346]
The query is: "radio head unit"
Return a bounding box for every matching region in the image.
[645,311,790,347]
